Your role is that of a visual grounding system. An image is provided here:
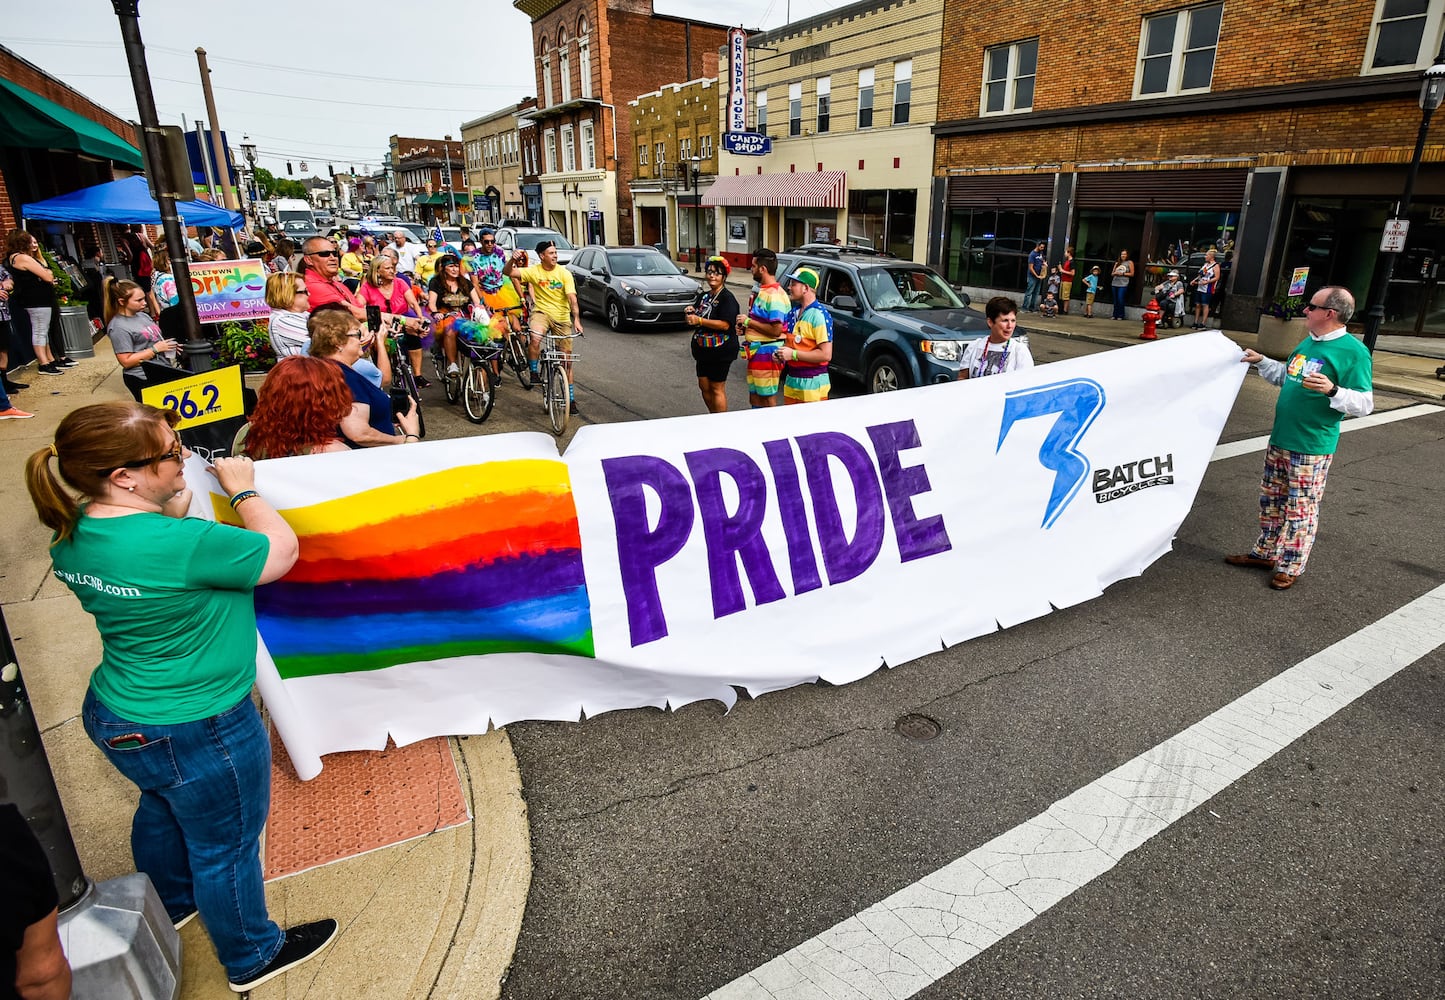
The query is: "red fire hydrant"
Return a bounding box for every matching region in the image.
[1140,298,1161,340]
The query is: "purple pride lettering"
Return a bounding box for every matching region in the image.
[867,419,952,563]
[602,455,695,646]
[684,447,787,619]
[763,438,822,596]
[795,432,885,587]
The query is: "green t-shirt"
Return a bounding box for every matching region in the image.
[51,512,270,724]
[1270,333,1373,455]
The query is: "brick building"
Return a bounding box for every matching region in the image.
[932,0,1445,335]
[519,115,544,225]
[390,135,467,224]
[629,77,719,262]
[709,0,945,266]
[461,100,535,225]
[1,44,144,256]
[512,0,730,246]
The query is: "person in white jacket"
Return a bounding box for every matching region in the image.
[958,296,1034,380]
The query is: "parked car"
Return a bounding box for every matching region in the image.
[314,211,335,229]
[494,226,575,266]
[568,246,700,331]
[279,219,320,244]
[778,252,993,392]
[785,241,894,258]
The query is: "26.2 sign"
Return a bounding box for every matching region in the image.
[140,365,244,430]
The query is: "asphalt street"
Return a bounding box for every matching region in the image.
[418,320,1444,999]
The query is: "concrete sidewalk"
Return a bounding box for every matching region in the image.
[0,344,530,999]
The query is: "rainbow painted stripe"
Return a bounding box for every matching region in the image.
[237,459,594,679]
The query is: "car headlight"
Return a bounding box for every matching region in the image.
[619,281,643,296]
[923,339,963,362]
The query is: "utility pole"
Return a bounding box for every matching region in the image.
[196,48,239,212]
[443,135,457,225]
[112,0,205,361]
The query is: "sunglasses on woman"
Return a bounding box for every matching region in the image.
[105,438,183,473]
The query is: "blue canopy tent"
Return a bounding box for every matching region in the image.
[21,175,244,228]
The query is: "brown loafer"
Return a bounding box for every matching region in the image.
[1225,553,1275,570]
[1269,572,1297,590]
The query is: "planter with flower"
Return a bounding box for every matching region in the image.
[212,320,277,374]
[42,249,98,358]
[1256,293,1307,360]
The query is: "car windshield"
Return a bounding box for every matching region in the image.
[859,267,966,310]
[606,252,681,276]
[516,232,574,252]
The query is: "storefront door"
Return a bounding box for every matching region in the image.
[1383,211,1445,336]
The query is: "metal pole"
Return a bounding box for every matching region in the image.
[0,606,87,910]
[196,48,239,212]
[444,136,457,225]
[195,120,218,203]
[692,160,701,272]
[112,0,207,365]
[1361,106,1435,353]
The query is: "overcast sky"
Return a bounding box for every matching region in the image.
[7,0,854,181]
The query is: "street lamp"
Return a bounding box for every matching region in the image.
[1362,43,1445,353]
[443,135,457,226]
[240,135,257,217]
[689,154,702,273]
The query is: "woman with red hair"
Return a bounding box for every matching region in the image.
[233,355,352,459]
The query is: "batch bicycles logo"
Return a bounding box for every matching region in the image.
[995,377,1177,525]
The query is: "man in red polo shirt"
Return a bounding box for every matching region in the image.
[301,237,366,322]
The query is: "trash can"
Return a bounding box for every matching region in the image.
[56,306,96,359]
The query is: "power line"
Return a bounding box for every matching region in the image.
[64,72,502,114]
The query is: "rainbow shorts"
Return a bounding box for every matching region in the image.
[745,340,784,396]
[783,366,830,404]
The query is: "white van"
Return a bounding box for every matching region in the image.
[274,198,316,228]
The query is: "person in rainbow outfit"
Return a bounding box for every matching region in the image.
[735,248,789,408]
[779,266,833,404]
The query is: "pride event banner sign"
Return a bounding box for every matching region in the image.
[207,333,1245,779]
[188,258,268,324]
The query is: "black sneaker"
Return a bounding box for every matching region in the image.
[3,379,28,392]
[56,357,79,367]
[414,375,431,389]
[569,400,579,415]
[38,363,64,376]
[228,919,338,993]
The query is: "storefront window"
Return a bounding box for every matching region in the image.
[942,207,1051,290]
[1139,210,1238,290]
[849,189,919,257]
[1075,210,1146,300]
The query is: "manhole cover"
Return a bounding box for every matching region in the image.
[895,713,941,742]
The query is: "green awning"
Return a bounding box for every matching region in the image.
[411,193,431,205]
[0,78,143,169]
[414,192,470,207]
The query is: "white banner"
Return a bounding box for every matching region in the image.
[211,334,1245,778]
[728,29,749,135]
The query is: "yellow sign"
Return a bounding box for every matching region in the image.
[140,365,244,430]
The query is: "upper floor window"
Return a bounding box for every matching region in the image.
[656,141,667,173]
[893,61,912,125]
[983,39,1038,114]
[561,124,576,171]
[559,28,572,103]
[578,18,593,97]
[757,91,768,133]
[1135,3,1222,98]
[789,82,802,136]
[858,68,875,128]
[544,130,557,173]
[541,44,553,107]
[700,133,713,160]
[581,121,595,170]
[638,143,649,167]
[680,135,693,160]
[1365,0,1444,72]
[816,76,831,133]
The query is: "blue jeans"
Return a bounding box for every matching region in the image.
[1022,275,1042,312]
[82,689,284,982]
[1112,284,1128,319]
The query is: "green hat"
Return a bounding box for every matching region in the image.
[788,266,820,290]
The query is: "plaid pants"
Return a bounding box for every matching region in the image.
[1251,444,1333,578]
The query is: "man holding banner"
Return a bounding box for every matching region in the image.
[1231,285,1372,591]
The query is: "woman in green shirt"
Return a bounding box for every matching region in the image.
[25,401,337,993]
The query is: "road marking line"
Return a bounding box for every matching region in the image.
[1211,403,1442,462]
[703,582,1445,1000]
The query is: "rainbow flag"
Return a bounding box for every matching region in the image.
[237,459,594,679]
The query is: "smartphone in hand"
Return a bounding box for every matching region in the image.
[366,304,382,333]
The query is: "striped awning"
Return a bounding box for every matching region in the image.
[702,171,846,209]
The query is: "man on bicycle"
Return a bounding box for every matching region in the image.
[505,240,583,413]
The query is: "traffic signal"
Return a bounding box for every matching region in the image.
[328,164,335,178]
[287,161,293,175]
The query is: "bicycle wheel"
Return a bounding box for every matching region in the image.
[546,364,569,435]
[462,358,495,424]
[442,359,461,405]
[511,339,533,390]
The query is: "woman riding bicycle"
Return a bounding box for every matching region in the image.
[427,254,482,377]
[361,255,430,387]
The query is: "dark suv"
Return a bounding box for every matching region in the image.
[778,253,993,392]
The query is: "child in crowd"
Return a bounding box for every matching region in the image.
[1038,291,1059,318]
[1046,265,1061,303]
[1083,266,1101,318]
